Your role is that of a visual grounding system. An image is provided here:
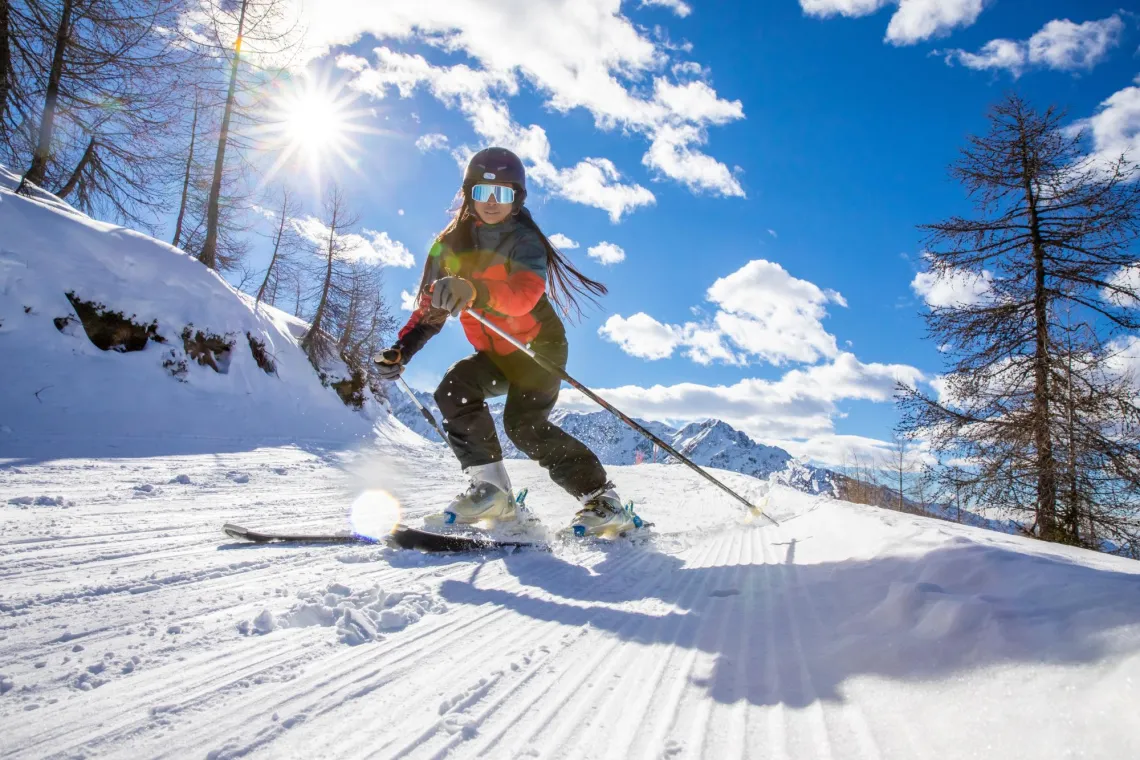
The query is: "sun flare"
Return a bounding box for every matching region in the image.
[259,74,376,185]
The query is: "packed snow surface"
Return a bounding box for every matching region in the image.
[2,421,1138,759]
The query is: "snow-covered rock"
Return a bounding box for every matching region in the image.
[0,165,381,458]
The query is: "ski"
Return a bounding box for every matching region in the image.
[221,522,543,552]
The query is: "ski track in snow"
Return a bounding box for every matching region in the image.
[2,437,1140,759]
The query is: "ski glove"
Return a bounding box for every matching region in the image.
[373,347,404,381]
[430,276,476,317]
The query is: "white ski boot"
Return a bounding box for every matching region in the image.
[440,461,517,526]
[569,483,644,538]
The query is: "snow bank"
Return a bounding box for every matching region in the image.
[0,166,380,458]
[244,581,447,645]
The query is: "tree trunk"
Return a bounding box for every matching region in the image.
[172,93,200,249]
[199,0,248,270]
[256,191,289,306]
[304,211,338,361]
[56,135,95,199]
[338,278,358,354]
[1,0,12,120]
[1022,130,1058,541]
[20,0,73,190]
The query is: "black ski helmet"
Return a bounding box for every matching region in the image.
[464,147,526,204]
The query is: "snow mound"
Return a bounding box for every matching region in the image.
[0,165,380,458]
[248,582,447,645]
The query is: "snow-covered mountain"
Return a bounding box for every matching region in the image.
[388,384,835,493]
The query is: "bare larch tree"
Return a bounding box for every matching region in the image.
[254,185,302,307]
[897,94,1140,555]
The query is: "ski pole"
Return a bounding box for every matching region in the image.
[463,309,778,526]
[397,376,447,442]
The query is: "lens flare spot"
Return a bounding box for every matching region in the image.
[350,490,402,539]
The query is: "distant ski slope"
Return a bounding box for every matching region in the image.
[2,422,1139,759]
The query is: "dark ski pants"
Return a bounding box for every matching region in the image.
[434,345,608,499]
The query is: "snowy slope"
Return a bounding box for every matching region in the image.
[2,419,1139,759]
[0,166,378,460]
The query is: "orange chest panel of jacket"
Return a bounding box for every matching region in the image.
[451,256,545,355]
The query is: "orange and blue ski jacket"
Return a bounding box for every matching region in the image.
[395,211,565,361]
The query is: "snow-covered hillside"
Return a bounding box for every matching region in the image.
[0,167,378,460]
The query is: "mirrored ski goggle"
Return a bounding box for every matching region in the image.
[470,184,516,204]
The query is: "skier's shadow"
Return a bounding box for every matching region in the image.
[438,532,1140,708]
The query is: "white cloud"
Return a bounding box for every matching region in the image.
[1106,335,1140,391]
[800,0,984,45]
[1105,264,1140,309]
[949,38,1027,76]
[556,352,923,447]
[885,0,984,45]
[548,233,579,249]
[671,61,708,80]
[945,15,1124,77]
[767,229,778,238]
[599,313,681,360]
[640,0,692,18]
[297,2,744,218]
[1028,16,1124,71]
[599,259,847,367]
[414,133,449,151]
[1069,76,1140,169]
[291,216,415,267]
[400,289,418,310]
[911,265,993,308]
[587,241,626,265]
[360,229,415,267]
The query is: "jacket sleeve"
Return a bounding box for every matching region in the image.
[393,244,450,362]
[469,228,548,317]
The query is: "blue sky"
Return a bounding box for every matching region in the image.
[233,0,1140,465]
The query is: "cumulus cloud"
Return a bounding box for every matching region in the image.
[599,313,681,359]
[301,1,744,218]
[414,133,449,151]
[640,0,692,17]
[587,241,627,265]
[911,264,993,308]
[400,289,418,310]
[1105,264,1140,309]
[548,233,579,249]
[944,15,1124,77]
[600,259,846,367]
[556,352,923,450]
[1069,75,1140,170]
[800,0,985,45]
[291,216,415,267]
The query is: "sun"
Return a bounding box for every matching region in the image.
[283,90,349,153]
[258,74,377,186]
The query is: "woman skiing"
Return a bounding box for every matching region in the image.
[375,147,638,537]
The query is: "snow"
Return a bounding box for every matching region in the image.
[2,441,1139,759]
[0,165,378,460]
[2,169,1138,758]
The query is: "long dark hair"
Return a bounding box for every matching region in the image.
[436,198,607,320]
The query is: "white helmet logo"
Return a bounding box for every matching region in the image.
[483,172,496,179]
